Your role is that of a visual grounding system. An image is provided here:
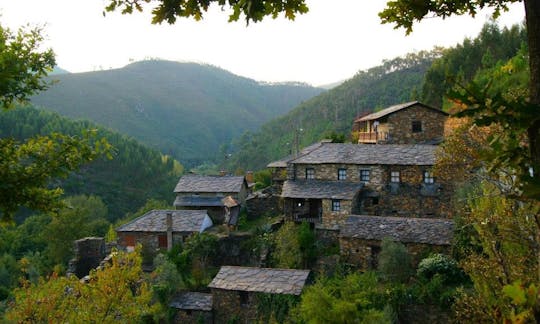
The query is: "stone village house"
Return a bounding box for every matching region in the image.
[173,174,248,225]
[352,101,449,144]
[116,209,213,252]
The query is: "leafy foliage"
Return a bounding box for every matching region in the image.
[0,106,181,221]
[105,0,309,24]
[377,238,413,284]
[0,25,55,109]
[417,254,467,285]
[271,222,316,269]
[5,248,156,322]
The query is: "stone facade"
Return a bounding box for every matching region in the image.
[211,289,258,323]
[67,237,106,278]
[339,237,450,269]
[354,101,448,145]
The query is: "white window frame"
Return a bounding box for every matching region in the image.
[305,168,315,180]
[424,170,435,184]
[338,168,347,180]
[331,200,341,211]
[390,171,400,183]
[360,169,370,182]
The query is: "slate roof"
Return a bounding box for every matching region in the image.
[281,180,363,199]
[354,101,448,122]
[174,196,225,207]
[208,266,310,295]
[340,215,454,245]
[116,209,208,233]
[291,143,437,165]
[174,175,245,193]
[267,140,333,168]
[170,292,213,311]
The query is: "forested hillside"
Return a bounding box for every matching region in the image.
[30,61,324,167]
[222,22,527,172]
[222,50,438,171]
[0,106,182,222]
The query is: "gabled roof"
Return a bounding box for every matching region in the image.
[267,140,333,168]
[174,196,226,207]
[116,209,210,233]
[340,215,454,246]
[281,180,363,200]
[208,266,310,295]
[291,143,437,165]
[170,292,213,311]
[354,101,448,122]
[174,175,246,193]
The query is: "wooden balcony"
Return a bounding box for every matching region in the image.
[357,131,388,144]
[292,212,321,224]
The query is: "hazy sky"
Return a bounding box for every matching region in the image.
[0,1,526,86]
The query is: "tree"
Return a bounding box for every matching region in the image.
[0,24,111,222]
[4,248,156,322]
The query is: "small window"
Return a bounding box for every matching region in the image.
[338,168,347,180]
[158,235,167,248]
[372,197,379,205]
[332,200,341,211]
[424,170,435,184]
[239,291,249,307]
[125,235,135,247]
[390,171,400,183]
[360,169,370,182]
[412,121,422,133]
[305,168,315,180]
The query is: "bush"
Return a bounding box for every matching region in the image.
[417,254,467,285]
[377,238,413,283]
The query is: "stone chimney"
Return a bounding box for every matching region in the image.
[166,212,173,251]
[246,171,254,184]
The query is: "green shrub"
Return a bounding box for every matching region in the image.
[417,253,467,285]
[377,238,413,283]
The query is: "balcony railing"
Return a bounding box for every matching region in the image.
[357,131,388,143]
[292,212,321,223]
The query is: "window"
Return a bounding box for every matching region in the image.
[338,168,347,180]
[412,120,422,133]
[239,291,249,307]
[360,169,370,182]
[305,168,315,180]
[390,171,400,183]
[332,200,341,211]
[424,170,435,184]
[125,235,135,247]
[158,235,167,248]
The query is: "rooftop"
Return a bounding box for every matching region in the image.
[354,101,448,122]
[116,209,209,233]
[340,215,454,245]
[208,266,310,295]
[169,292,213,311]
[267,140,332,168]
[291,143,437,165]
[174,196,226,207]
[174,175,245,193]
[281,180,363,200]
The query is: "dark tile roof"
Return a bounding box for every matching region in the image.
[354,101,448,122]
[170,292,213,311]
[174,196,226,207]
[267,140,333,168]
[340,215,454,245]
[291,143,437,165]
[208,266,310,295]
[116,209,210,233]
[281,180,363,199]
[174,175,245,193]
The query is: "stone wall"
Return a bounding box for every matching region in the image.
[211,289,258,323]
[339,237,451,269]
[321,199,352,229]
[68,237,106,278]
[384,104,447,144]
[173,310,213,324]
[246,187,282,219]
[294,163,385,188]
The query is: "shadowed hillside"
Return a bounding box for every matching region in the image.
[31,60,324,167]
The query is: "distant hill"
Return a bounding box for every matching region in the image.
[50,66,70,75]
[30,60,324,167]
[221,51,439,171]
[0,106,181,222]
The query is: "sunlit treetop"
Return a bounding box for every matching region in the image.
[379,0,522,34]
[104,0,309,24]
